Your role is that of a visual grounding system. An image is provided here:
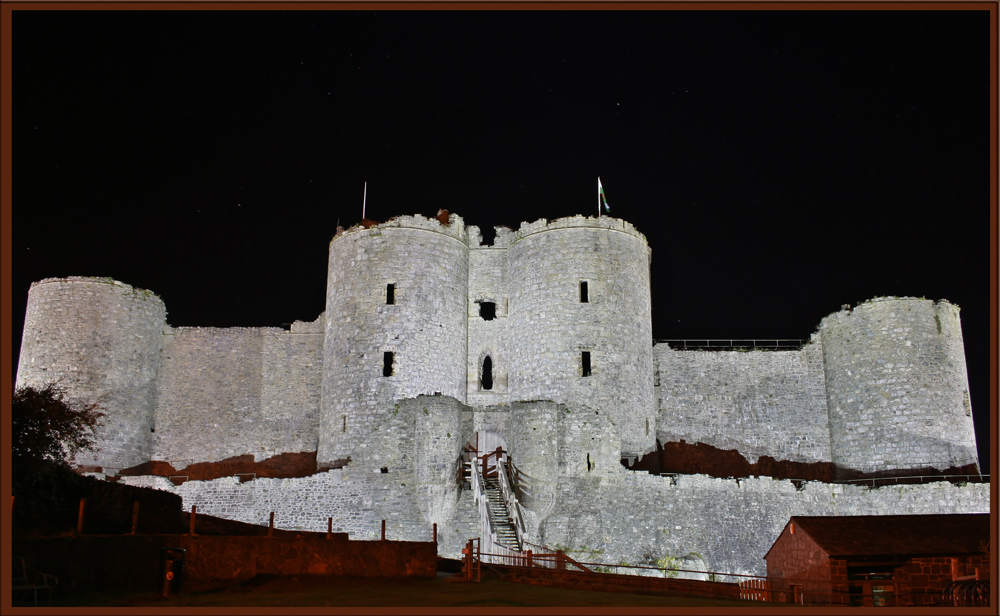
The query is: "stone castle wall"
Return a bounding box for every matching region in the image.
[820,298,978,473]
[16,278,167,471]
[320,216,471,467]
[506,218,655,456]
[466,243,510,407]
[120,463,990,577]
[151,323,323,468]
[17,214,986,580]
[536,471,990,578]
[654,338,831,465]
[16,219,979,478]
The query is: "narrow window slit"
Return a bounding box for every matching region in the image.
[581,351,592,377]
[482,356,493,390]
[383,352,394,377]
[386,283,395,305]
[580,281,589,303]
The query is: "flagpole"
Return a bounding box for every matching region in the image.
[363,181,367,220]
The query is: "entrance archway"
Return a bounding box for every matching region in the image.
[461,430,509,488]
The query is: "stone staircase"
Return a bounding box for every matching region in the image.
[483,478,521,550]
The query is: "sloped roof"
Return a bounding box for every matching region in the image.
[767,514,990,560]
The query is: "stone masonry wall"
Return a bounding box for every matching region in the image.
[320,214,470,467]
[150,320,321,468]
[466,241,510,407]
[122,464,989,571]
[16,277,166,471]
[152,327,265,466]
[820,298,979,473]
[259,317,325,455]
[533,469,990,579]
[654,339,832,464]
[506,218,655,456]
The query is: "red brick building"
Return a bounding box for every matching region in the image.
[763,513,989,606]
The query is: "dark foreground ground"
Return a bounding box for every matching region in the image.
[22,569,767,608]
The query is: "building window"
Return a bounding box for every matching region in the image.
[581,351,592,377]
[386,283,395,305]
[383,352,394,377]
[580,280,589,303]
[482,356,493,390]
[479,301,496,321]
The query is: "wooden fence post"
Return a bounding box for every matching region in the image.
[268,512,275,537]
[462,540,472,580]
[189,504,197,535]
[77,498,86,534]
[381,519,386,541]
[131,501,140,534]
[327,517,332,539]
[432,523,437,543]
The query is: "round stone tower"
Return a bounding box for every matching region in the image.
[820,297,979,474]
[318,214,471,468]
[15,277,166,472]
[505,216,656,457]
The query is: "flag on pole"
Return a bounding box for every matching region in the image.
[598,177,611,214]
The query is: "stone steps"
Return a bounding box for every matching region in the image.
[483,480,520,550]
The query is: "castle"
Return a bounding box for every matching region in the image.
[15,212,988,577]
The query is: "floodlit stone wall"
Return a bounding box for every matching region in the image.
[16,277,166,471]
[120,462,990,575]
[820,298,979,473]
[466,234,510,407]
[534,470,991,579]
[16,214,986,580]
[17,219,980,481]
[506,217,655,456]
[654,337,831,465]
[319,214,470,467]
[150,325,321,467]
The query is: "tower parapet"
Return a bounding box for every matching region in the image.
[16,277,166,471]
[819,297,978,474]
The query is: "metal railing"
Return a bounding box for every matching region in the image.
[943,578,990,607]
[656,339,805,351]
[833,473,990,488]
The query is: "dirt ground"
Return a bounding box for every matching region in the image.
[28,569,769,608]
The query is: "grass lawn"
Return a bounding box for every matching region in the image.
[28,570,770,608]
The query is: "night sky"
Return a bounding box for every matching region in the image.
[9,8,992,471]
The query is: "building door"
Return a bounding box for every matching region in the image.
[462,431,509,485]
